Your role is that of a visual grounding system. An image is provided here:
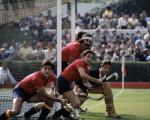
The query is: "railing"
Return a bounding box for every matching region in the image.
[0,0,56,24]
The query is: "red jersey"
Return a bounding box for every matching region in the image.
[62,42,83,63]
[18,71,56,94]
[61,59,89,82]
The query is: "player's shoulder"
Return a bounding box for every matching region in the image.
[29,71,42,78]
[66,41,79,46]
[73,59,85,64]
[50,72,57,79]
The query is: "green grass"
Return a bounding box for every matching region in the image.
[1,88,150,120]
[80,89,150,120]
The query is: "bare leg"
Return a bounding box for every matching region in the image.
[24,93,54,120]
[0,97,23,120]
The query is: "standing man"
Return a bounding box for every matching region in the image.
[0,60,17,86]
[0,60,66,120]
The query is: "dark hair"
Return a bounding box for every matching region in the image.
[101,60,111,67]
[82,50,94,57]
[76,31,87,41]
[41,59,54,70]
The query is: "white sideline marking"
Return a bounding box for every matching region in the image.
[87,89,124,110]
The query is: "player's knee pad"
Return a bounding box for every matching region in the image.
[103,88,113,103]
[102,85,113,96]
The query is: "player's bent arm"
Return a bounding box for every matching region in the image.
[78,67,102,84]
[82,79,93,89]
[53,79,60,97]
[37,87,64,103]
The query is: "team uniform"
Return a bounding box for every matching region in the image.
[62,42,84,70]
[0,59,66,120]
[75,69,99,93]
[51,50,97,120]
[13,71,56,101]
[58,59,89,94]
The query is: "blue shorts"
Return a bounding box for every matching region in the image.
[58,76,73,94]
[62,61,68,71]
[13,86,34,102]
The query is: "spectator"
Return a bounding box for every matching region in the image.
[93,28,102,46]
[43,42,56,63]
[0,61,17,85]
[117,14,128,29]
[135,32,145,50]
[111,47,121,62]
[32,42,45,60]
[128,13,139,29]
[125,47,135,62]
[18,41,33,61]
[103,5,113,19]
[134,47,145,61]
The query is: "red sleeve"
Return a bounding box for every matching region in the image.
[62,45,70,62]
[46,74,57,87]
[75,60,85,69]
[31,74,44,89]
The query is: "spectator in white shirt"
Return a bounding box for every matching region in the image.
[43,43,56,63]
[117,14,128,29]
[128,14,139,29]
[0,61,17,85]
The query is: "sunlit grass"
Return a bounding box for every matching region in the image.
[80,89,150,120]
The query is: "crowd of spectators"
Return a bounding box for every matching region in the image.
[0,1,150,86]
[0,3,150,63]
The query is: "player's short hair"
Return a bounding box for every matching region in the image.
[82,50,94,57]
[101,60,111,67]
[41,59,54,69]
[76,31,86,41]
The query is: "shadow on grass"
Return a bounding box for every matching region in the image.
[80,112,150,120]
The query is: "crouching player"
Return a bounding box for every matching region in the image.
[51,50,103,120]
[0,60,67,120]
[23,83,59,120]
[76,60,122,119]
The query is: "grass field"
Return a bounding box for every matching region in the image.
[0,88,150,120]
[80,89,150,120]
